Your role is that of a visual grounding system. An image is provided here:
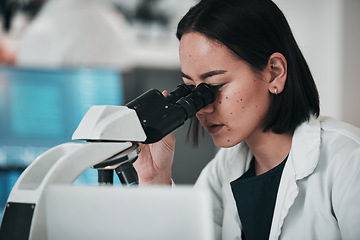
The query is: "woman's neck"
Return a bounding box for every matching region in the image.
[245,130,293,176]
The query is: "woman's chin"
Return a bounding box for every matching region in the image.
[212,137,239,148]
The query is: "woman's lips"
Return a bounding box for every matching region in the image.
[207,124,225,135]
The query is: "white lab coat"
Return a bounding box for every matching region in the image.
[17,0,134,69]
[195,116,360,240]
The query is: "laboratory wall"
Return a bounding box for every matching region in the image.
[274,0,360,127]
[342,0,360,127]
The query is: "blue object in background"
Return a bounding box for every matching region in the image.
[0,66,124,217]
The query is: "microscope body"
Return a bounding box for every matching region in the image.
[0,83,217,240]
[0,106,144,240]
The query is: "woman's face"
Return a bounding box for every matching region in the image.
[179,32,272,148]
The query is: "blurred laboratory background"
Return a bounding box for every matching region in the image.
[0,0,359,217]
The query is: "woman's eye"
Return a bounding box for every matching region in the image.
[211,83,226,90]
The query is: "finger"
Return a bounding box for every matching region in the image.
[138,143,149,156]
[162,90,169,98]
[158,133,176,152]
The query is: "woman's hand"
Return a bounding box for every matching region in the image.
[133,90,175,185]
[134,133,175,185]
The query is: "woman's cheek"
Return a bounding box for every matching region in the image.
[219,88,246,109]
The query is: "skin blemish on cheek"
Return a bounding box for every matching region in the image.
[219,101,222,104]
[226,96,228,99]
[227,129,231,131]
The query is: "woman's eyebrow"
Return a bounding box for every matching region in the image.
[181,72,193,81]
[199,70,227,80]
[181,70,227,81]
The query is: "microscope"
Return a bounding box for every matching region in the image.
[0,83,218,240]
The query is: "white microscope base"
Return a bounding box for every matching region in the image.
[0,141,132,240]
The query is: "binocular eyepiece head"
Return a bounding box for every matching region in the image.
[126,83,218,143]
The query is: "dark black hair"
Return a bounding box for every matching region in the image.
[176,0,320,147]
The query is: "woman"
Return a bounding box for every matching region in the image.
[134,0,360,239]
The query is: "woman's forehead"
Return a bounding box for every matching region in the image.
[179,32,235,62]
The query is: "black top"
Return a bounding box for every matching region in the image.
[230,156,288,240]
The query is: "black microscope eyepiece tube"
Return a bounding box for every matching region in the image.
[176,83,217,118]
[165,84,194,104]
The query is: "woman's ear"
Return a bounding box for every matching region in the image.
[267,52,287,95]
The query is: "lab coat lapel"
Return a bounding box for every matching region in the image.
[268,117,321,240]
[268,155,298,240]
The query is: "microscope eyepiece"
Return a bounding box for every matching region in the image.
[166,84,194,103]
[176,83,216,118]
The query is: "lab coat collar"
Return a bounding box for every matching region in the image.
[290,116,321,180]
[242,116,321,180]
